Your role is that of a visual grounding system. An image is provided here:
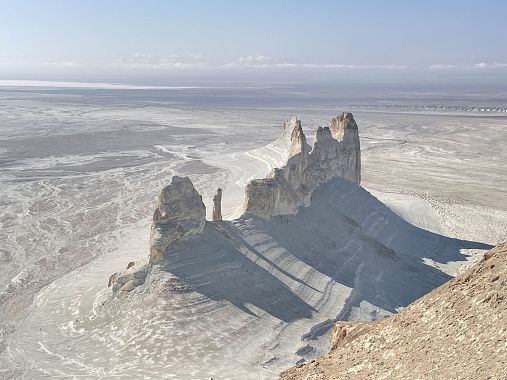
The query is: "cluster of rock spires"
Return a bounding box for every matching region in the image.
[280,243,507,379]
[244,113,361,217]
[107,112,360,290]
[106,113,358,291]
[144,113,361,265]
[110,113,361,288]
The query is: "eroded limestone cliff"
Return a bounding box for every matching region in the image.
[111,113,363,289]
[243,113,361,218]
[119,113,361,267]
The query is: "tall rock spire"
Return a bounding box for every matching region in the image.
[212,188,223,221]
[288,119,311,158]
[149,176,206,262]
[330,112,361,184]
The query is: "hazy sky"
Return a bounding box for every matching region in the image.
[1,0,506,80]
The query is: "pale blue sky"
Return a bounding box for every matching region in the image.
[1,0,506,79]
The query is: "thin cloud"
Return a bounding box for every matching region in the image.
[430,62,507,70]
[221,56,406,70]
[429,64,459,70]
[42,61,80,67]
[299,63,407,70]
[474,62,507,69]
[221,55,273,68]
[8,54,409,71]
[111,53,209,69]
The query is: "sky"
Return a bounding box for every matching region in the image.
[1,0,506,82]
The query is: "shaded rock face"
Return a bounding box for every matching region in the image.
[212,188,223,221]
[242,169,301,216]
[108,272,119,288]
[149,176,206,263]
[244,112,361,218]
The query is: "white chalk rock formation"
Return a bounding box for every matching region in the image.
[149,176,206,263]
[287,118,311,159]
[243,112,361,218]
[212,188,223,221]
[331,112,361,183]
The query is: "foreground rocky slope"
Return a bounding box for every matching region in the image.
[281,243,507,380]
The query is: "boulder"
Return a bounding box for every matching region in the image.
[108,272,119,288]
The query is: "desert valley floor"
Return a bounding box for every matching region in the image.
[0,83,506,379]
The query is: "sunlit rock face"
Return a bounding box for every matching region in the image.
[149,176,206,263]
[331,112,361,184]
[243,112,361,218]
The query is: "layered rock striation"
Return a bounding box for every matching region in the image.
[243,113,361,218]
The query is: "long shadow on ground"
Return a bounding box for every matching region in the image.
[162,178,493,323]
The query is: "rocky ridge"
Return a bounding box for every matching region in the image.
[243,113,361,218]
[111,113,363,292]
[280,243,507,380]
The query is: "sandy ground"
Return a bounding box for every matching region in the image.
[0,85,506,379]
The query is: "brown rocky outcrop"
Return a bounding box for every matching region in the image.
[330,321,373,350]
[281,243,507,380]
